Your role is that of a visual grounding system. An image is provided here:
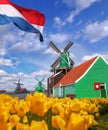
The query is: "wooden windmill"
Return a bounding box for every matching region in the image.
[49,41,74,74]
[14,79,28,93]
[47,41,74,96]
[35,77,45,93]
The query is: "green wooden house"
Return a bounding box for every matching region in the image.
[53,55,108,98]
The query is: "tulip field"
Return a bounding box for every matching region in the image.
[0,92,108,130]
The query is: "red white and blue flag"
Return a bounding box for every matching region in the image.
[0,0,45,42]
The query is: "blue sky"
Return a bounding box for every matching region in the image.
[0,0,108,91]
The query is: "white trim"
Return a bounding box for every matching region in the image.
[104,83,107,97]
[75,56,99,83]
[53,71,63,77]
[105,83,107,98]
[99,55,108,65]
[100,83,107,98]
[57,82,75,87]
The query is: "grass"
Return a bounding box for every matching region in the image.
[89,113,108,130]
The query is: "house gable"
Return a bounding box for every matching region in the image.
[76,56,108,98]
[75,55,108,83]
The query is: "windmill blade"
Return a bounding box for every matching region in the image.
[51,57,60,67]
[35,77,39,82]
[49,41,61,53]
[63,41,73,51]
[34,84,38,87]
[13,83,17,84]
[13,82,23,85]
[41,77,45,82]
[18,79,20,83]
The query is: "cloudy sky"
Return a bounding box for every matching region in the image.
[0,0,108,91]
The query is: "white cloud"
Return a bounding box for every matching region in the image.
[84,19,108,42]
[66,10,79,23]
[0,70,8,76]
[31,70,50,77]
[54,0,99,27]
[0,24,46,54]
[54,17,62,25]
[0,48,6,56]
[0,24,23,46]
[43,48,57,55]
[75,0,98,10]
[102,54,108,61]
[0,70,17,91]
[63,0,74,6]
[82,53,108,62]
[63,0,99,23]
[0,57,13,66]
[82,53,99,61]
[0,69,50,91]
[11,34,46,52]
[18,72,25,77]
[54,17,65,29]
[49,33,70,43]
[63,0,98,9]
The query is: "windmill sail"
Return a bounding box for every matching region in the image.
[63,41,73,51]
[49,41,74,72]
[49,41,61,53]
[51,57,60,67]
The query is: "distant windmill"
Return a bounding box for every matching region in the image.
[13,79,28,93]
[34,77,45,93]
[49,41,74,74]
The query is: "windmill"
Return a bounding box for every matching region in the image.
[47,41,74,96]
[13,79,28,93]
[34,77,45,93]
[49,41,74,74]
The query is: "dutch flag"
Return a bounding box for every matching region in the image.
[0,0,45,42]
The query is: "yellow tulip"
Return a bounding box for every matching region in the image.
[88,104,98,114]
[0,94,12,104]
[0,106,9,130]
[66,113,88,130]
[25,94,32,109]
[9,97,19,114]
[30,120,48,130]
[15,100,29,117]
[85,115,98,128]
[7,123,15,130]
[16,123,30,130]
[23,115,28,123]
[52,103,64,117]
[0,120,8,130]
[30,92,49,116]
[52,115,66,130]
[9,114,20,125]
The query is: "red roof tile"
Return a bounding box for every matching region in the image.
[55,56,98,86]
